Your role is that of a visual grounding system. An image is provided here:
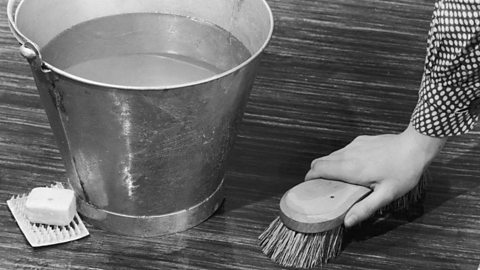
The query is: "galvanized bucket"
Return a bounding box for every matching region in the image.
[8,0,273,236]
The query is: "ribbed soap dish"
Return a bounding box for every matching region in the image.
[7,183,89,247]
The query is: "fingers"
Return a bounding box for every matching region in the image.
[305,136,370,182]
[305,157,365,184]
[344,183,395,227]
[306,159,348,181]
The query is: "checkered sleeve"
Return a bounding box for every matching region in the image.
[411,0,480,137]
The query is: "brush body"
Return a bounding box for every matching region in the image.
[259,179,370,268]
[279,179,371,233]
[259,174,429,268]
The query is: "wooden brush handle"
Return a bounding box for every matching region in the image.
[279,179,371,233]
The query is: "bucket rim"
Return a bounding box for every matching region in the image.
[10,0,274,91]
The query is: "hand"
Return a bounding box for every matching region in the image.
[305,123,447,227]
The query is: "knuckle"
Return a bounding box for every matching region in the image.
[310,158,320,169]
[353,135,369,143]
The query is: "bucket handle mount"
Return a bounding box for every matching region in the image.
[7,0,46,68]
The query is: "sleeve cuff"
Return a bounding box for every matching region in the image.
[410,97,479,137]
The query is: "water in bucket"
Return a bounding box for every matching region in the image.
[41,13,252,87]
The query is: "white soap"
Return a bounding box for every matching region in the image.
[24,187,76,226]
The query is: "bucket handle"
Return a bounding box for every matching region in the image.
[7,0,45,65]
[7,0,28,45]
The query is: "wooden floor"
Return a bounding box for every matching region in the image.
[1,0,480,269]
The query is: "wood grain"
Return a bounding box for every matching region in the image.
[1,0,480,269]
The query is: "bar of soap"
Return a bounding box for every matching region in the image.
[24,187,76,226]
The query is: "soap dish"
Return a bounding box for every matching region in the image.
[6,183,89,247]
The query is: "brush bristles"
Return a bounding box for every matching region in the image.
[259,217,343,268]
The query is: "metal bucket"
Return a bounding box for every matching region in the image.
[8,0,273,236]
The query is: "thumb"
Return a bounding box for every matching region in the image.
[344,184,394,227]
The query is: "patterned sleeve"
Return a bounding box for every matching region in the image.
[410,0,480,137]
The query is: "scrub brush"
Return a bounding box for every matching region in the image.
[258,174,429,268]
